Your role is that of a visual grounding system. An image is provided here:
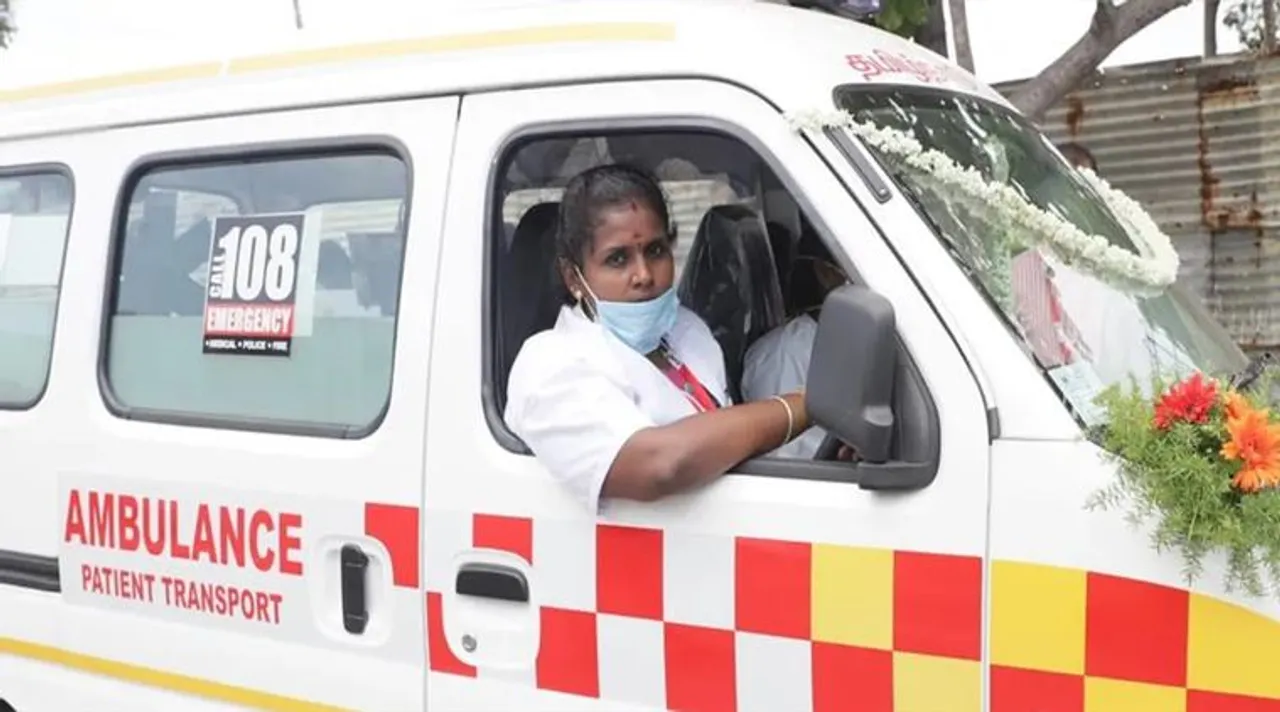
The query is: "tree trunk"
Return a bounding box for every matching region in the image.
[291,0,304,29]
[1006,0,1193,121]
[1264,0,1277,52]
[1204,0,1220,56]
[949,0,975,72]
[912,0,949,58]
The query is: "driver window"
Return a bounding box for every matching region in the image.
[487,129,852,462]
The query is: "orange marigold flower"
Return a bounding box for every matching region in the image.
[1234,466,1272,494]
[1224,390,1250,421]
[1153,372,1218,430]
[1221,401,1280,493]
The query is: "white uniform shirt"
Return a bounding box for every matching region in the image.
[504,303,731,514]
[741,313,828,459]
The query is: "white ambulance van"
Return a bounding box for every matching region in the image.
[0,1,1275,710]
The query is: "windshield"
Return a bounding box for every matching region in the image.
[833,86,1248,426]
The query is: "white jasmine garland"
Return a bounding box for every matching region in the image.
[786,108,1180,293]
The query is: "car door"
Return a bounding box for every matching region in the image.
[0,97,456,712]
[424,78,991,712]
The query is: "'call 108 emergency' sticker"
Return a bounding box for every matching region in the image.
[202,214,304,357]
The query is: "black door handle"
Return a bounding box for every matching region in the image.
[340,544,369,635]
[456,563,529,603]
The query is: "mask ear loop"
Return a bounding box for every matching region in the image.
[573,266,599,321]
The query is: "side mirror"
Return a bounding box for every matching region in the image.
[805,284,897,463]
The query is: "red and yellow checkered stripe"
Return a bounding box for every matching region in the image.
[421,513,1280,711]
[991,560,1280,711]
[426,514,982,711]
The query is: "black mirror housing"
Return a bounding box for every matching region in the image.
[805,284,897,463]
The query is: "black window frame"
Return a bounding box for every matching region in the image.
[97,135,414,439]
[481,116,941,489]
[0,162,76,411]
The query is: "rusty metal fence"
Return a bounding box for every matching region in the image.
[996,53,1280,354]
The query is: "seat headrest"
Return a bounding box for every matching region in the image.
[496,201,564,413]
[677,204,786,403]
[511,202,560,252]
[507,202,561,297]
[317,241,354,289]
[680,204,784,324]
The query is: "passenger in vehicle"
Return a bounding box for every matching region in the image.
[741,236,852,460]
[504,163,810,513]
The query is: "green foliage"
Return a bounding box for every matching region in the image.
[874,0,932,37]
[1087,368,1280,599]
[1224,0,1278,52]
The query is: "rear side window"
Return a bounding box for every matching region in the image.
[102,149,409,435]
[0,169,73,408]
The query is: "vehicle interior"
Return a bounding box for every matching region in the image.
[490,131,813,409]
[486,129,940,478]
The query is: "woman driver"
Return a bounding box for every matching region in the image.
[504,163,810,514]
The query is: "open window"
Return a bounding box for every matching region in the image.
[483,126,939,488]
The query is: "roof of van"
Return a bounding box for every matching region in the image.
[0,0,1008,140]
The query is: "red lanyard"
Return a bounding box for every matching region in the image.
[658,342,720,413]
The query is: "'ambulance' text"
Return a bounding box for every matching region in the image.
[63,490,304,576]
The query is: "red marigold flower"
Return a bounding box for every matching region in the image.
[1153,372,1218,430]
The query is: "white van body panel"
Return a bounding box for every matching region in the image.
[0,0,1063,445]
[991,437,1280,618]
[2,2,1268,711]
[0,1,1007,136]
[426,76,992,710]
[0,96,460,710]
[2,645,245,712]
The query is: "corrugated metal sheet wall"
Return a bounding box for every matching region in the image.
[995,53,1280,353]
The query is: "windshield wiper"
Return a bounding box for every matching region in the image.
[1228,351,1273,393]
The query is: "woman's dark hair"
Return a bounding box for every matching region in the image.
[555,162,675,278]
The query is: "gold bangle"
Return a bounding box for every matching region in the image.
[772,395,794,446]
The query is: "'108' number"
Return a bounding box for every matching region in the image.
[210,223,300,302]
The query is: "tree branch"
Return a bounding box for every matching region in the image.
[1093,0,1120,35]
[1007,0,1192,121]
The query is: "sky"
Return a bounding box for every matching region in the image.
[0,0,1248,88]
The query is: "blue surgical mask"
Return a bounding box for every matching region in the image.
[577,270,679,355]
